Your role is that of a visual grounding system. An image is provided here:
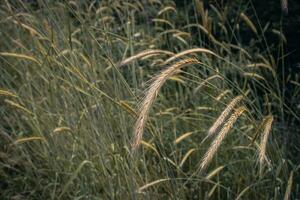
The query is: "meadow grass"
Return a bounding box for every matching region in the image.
[0,0,299,199]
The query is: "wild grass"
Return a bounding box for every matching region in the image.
[207,95,243,137]
[132,58,201,151]
[0,0,299,199]
[199,106,247,173]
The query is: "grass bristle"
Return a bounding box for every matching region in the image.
[199,106,246,172]
[132,58,201,151]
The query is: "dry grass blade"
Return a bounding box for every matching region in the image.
[163,48,218,65]
[59,160,93,199]
[119,49,174,66]
[5,99,33,115]
[152,18,174,28]
[173,34,189,46]
[141,140,160,157]
[157,6,177,16]
[52,127,72,136]
[13,20,43,38]
[169,75,186,84]
[272,29,287,44]
[174,131,194,144]
[205,166,225,180]
[208,95,243,137]
[246,63,275,75]
[216,89,231,101]
[137,178,170,193]
[259,115,274,168]
[199,106,246,172]
[0,89,17,97]
[182,25,226,50]
[14,136,46,144]
[244,72,266,81]
[152,19,175,29]
[240,12,258,35]
[236,185,252,200]
[209,4,223,21]
[208,184,219,198]
[194,74,223,94]
[0,52,41,65]
[226,43,252,59]
[131,58,201,151]
[284,170,293,200]
[179,148,196,168]
[118,100,138,117]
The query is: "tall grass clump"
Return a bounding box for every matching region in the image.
[0,0,299,199]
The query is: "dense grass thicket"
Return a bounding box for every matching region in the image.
[0,0,299,199]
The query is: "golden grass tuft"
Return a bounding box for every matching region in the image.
[259,115,274,169]
[208,95,243,137]
[199,106,246,172]
[131,58,201,151]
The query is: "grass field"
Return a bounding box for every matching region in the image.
[0,0,299,199]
